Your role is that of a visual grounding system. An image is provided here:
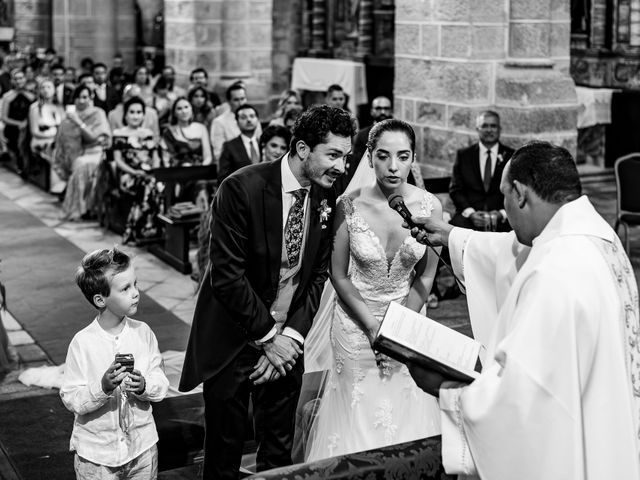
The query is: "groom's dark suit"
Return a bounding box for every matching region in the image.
[179,158,335,479]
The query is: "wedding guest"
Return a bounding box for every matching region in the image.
[150,77,172,133]
[1,68,35,168]
[92,62,120,113]
[55,85,111,220]
[268,89,301,127]
[260,124,290,163]
[217,104,261,183]
[283,105,302,132]
[188,67,221,109]
[132,66,153,107]
[112,97,163,244]
[108,84,160,141]
[60,247,169,480]
[189,86,215,130]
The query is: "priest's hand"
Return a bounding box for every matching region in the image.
[250,355,282,385]
[263,334,303,376]
[407,362,447,398]
[403,216,453,247]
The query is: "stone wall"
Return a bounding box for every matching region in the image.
[52,0,135,68]
[395,0,578,177]
[163,0,273,113]
[14,0,51,49]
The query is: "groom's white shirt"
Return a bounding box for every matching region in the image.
[440,196,640,480]
[256,154,310,346]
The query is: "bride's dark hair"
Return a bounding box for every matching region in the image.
[366,119,416,153]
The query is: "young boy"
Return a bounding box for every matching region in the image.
[60,247,169,479]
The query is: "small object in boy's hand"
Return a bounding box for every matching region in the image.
[115,353,134,373]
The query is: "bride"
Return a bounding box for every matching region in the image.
[304,119,442,461]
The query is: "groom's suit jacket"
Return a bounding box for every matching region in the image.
[179,158,335,392]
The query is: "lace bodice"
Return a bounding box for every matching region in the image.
[339,192,434,318]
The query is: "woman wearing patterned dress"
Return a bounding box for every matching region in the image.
[112,96,162,244]
[305,119,442,461]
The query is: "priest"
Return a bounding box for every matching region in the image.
[406,141,640,479]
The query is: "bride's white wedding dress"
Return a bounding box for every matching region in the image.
[305,193,442,461]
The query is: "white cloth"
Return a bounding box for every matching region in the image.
[210,110,261,160]
[305,193,441,461]
[441,196,640,479]
[59,317,169,468]
[256,154,310,346]
[291,58,368,112]
[575,86,617,128]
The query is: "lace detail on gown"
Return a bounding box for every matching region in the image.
[305,192,441,461]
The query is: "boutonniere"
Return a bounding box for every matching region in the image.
[318,199,331,229]
[497,153,504,164]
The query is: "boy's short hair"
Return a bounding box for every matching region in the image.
[75,247,131,309]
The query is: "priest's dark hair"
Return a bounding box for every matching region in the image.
[507,141,582,204]
[290,104,356,152]
[75,247,132,309]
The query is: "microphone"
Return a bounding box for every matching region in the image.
[387,193,465,291]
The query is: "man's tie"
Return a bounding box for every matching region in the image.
[250,139,259,164]
[284,189,307,267]
[483,150,492,191]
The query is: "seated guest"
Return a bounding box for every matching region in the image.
[449,110,514,231]
[210,82,261,159]
[325,83,358,129]
[1,68,35,169]
[112,97,163,244]
[92,62,120,113]
[268,89,301,127]
[188,67,221,109]
[161,97,212,208]
[217,104,261,183]
[54,85,111,220]
[29,78,64,192]
[189,86,215,130]
[132,66,154,107]
[151,77,172,133]
[108,84,160,141]
[260,124,291,163]
[51,63,74,106]
[159,65,186,104]
[283,105,302,132]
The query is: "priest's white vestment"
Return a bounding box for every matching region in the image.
[440,196,640,479]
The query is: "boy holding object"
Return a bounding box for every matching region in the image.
[60,247,168,479]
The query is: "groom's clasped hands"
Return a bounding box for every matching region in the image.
[249,334,303,385]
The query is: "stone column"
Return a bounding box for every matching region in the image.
[630,0,640,47]
[52,1,136,69]
[356,0,374,59]
[14,0,51,49]
[163,0,223,86]
[309,0,327,55]
[395,0,578,177]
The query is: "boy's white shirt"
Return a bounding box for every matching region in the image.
[60,316,169,467]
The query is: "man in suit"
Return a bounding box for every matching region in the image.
[180,105,356,480]
[92,63,120,113]
[218,104,261,183]
[449,111,514,231]
[210,82,262,160]
[51,64,74,106]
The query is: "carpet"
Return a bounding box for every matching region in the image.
[0,191,191,364]
[0,392,74,479]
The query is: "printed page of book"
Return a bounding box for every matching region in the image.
[378,302,481,374]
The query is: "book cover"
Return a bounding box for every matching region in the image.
[373,302,482,383]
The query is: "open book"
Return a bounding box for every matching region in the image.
[373,301,482,383]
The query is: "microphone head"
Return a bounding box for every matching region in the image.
[387,193,404,209]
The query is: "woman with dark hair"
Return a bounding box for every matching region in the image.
[151,77,172,132]
[54,84,111,220]
[161,97,212,208]
[304,119,442,460]
[188,86,215,130]
[112,96,162,244]
[259,124,290,162]
[132,65,153,107]
[1,68,35,168]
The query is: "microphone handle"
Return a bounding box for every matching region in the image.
[391,202,466,292]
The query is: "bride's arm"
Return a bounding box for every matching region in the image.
[405,197,443,312]
[330,200,380,345]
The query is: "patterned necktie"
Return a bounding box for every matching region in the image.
[250,139,259,164]
[284,189,307,267]
[483,150,492,191]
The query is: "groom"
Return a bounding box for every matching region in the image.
[179,105,355,479]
